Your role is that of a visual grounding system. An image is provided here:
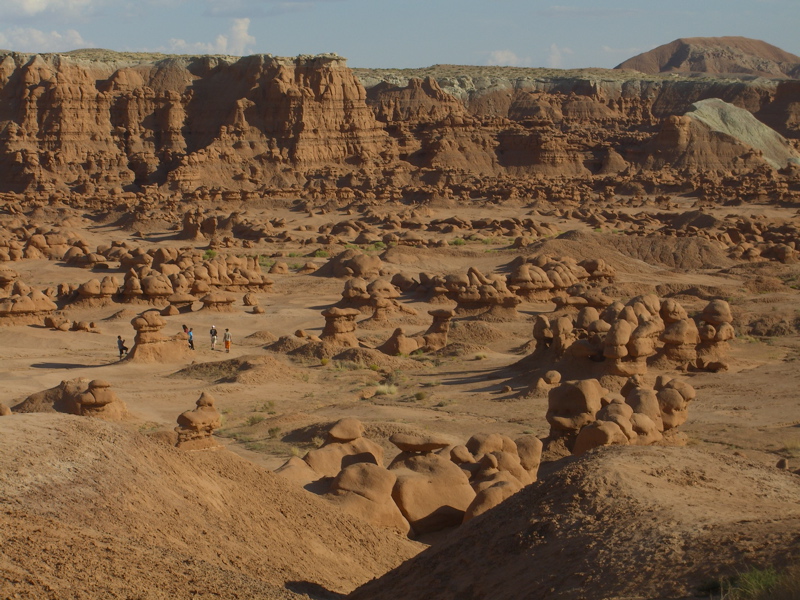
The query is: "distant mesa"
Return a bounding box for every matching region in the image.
[616,36,800,79]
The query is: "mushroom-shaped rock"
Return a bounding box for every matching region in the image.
[127,309,193,362]
[320,307,361,347]
[74,379,128,420]
[546,379,606,437]
[625,386,665,433]
[200,292,237,312]
[175,392,222,449]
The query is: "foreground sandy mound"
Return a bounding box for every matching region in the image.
[349,446,800,600]
[0,414,421,600]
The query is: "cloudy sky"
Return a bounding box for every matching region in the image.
[1,0,798,69]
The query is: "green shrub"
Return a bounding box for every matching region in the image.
[449,237,466,246]
[245,415,265,427]
[313,249,329,258]
[268,426,281,439]
[203,249,217,260]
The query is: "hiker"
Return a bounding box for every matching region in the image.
[188,328,195,350]
[182,324,189,334]
[223,328,232,353]
[210,325,218,350]
[117,335,128,359]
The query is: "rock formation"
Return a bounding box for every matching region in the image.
[175,392,222,450]
[126,309,193,362]
[12,378,127,420]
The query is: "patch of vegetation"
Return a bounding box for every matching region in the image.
[421,380,441,388]
[203,249,217,260]
[449,237,466,246]
[313,249,329,258]
[258,255,275,269]
[334,359,365,371]
[474,352,488,360]
[254,401,276,414]
[137,422,160,434]
[245,415,265,427]
[375,383,398,396]
[267,426,281,439]
[288,252,302,257]
[413,391,428,402]
[706,564,794,599]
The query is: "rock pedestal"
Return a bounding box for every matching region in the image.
[175,392,222,450]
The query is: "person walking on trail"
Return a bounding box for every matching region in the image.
[188,328,195,350]
[210,325,218,350]
[117,335,128,359]
[223,328,232,353]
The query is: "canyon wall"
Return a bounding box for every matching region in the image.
[0,50,798,202]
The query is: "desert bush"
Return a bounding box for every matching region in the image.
[245,415,265,427]
[375,384,397,396]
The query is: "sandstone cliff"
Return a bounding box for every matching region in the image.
[0,49,798,201]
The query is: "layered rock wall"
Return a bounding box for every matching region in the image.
[0,50,798,199]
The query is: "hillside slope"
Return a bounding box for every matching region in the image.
[0,413,422,599]
[616,36,800,78]
[349,446,800,600]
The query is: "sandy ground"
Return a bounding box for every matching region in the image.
[2,200,800,598]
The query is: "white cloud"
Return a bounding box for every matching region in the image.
[487,50,532,67]
[0,27,88,52]
[168,18,255,56]
[546,43,573,68]
[6,0,98,17]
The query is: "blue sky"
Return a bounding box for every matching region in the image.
[1,0,798,69]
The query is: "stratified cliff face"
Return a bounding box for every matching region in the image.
[0,50,798,200]
[0,52,389,194]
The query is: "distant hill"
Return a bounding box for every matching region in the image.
[616,36,800,78]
